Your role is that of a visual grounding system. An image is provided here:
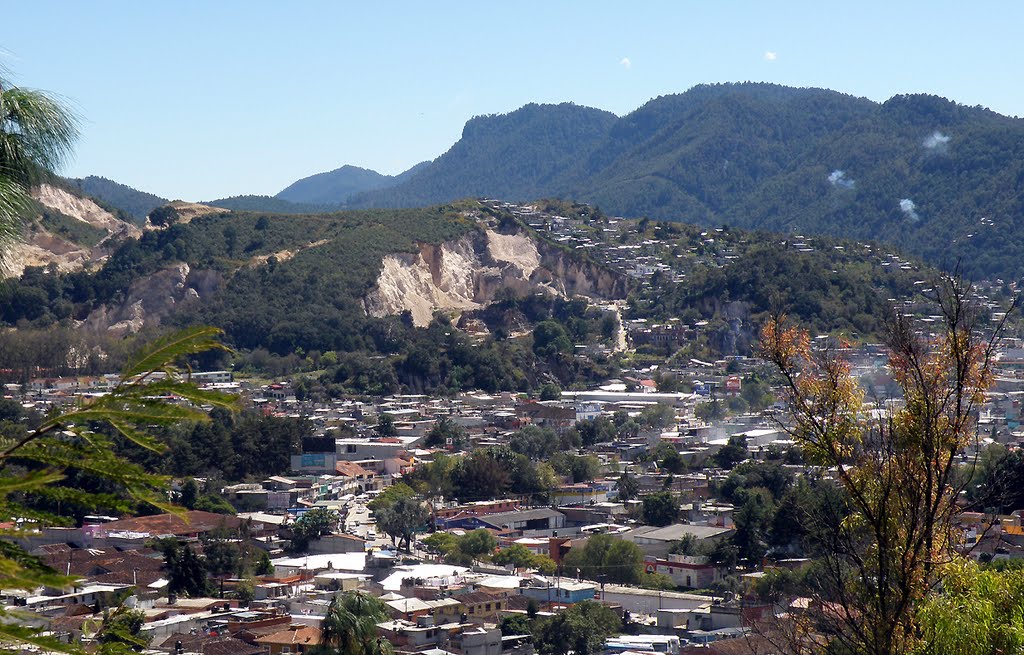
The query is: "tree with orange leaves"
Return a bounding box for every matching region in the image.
[759,274,1009,655]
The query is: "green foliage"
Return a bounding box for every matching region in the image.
[705,540,739,571]
[37,205,108,246]
[538,382,562,401]
[509,425,561,460]
[316,591,393,655]
[430,529,498,566]
[0,73,79,254]
[549,452,600,483]
[407,454,457,501]
[347,84,1024,280]
[147,205,179,227]
[165,544,210,597]
[374,413,397,438]
[640,572,677,591]
[456,529,497,560]
[423,416,466,449]
[194,493,236,515]
[160,412,309,482]
[615,471,638,502]
[422,532,458,555]
[576,417,617,447]
[669,534,698,556]
[533,599,622,655]
[500,613,533,637]
[641,491,679,527]
[70,176,166,222]
[95,606,150,655]
[967,446,1024,513]
[449,449,511,501]
[0,327,234,606]
[916,559,1024,655]
[179,478,199,510]
[751,566,802,604]
[731,487,775,564]
[694,400,724,421]
[717,462,793,504]
[205,195,333,214]
[532,321,573,358]
[367,483,416,513]
[277,163,402,206]
[712,435,748,469]
[562,534,645,585]
[493,544,556,573]
[289,508,339,553]
[660,449,687,475]
[349,103,618,210]
[374,496,429,551]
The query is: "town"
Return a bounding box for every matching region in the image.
[6,198,1024,655]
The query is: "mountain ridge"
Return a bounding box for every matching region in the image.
[274,161,432,206]
[344,84,1024,278]
[70,83,1024,278]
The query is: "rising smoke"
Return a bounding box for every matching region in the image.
[827,169,855,190]
[899,198,920,221]
[922,131,951,153]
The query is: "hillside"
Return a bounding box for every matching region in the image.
[68,175,167,222]
[203,195,334,214]
[0,198,952,394]
[275,163,423,205]
[346,84,1024,279]
[348,103,618,208]
[3,184,141,278]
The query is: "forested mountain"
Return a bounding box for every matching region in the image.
[275,163,417,205]
[348,103,618,209]
[68,175,167,222]
[346,84,1024,279]
[203,195,332,214]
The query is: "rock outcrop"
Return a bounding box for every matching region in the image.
[82,264,222,336]
[4,184,140,278]
[34,185,141,238]
[364,228,627,327]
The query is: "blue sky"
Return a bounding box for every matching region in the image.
[4,2,1022,201]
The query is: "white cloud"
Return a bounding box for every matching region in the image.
[619,57,632,70]
[899,198,920,221]
[763,51,777,62]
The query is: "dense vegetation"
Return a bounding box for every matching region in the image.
[346,84,1024,279]
[348,103,618,209]
[35,203,109,247]
[0,198,952,391]
[69,175,167,222]
[203,195,333,214]
[275,163,420,205]
[621,221,932,347]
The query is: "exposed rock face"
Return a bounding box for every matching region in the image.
[35,185,141,238]
[4,184,141,278]
[82,264,222,336]
[364,228,628,327]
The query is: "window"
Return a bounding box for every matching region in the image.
[485,603,491,611]
[686,576,691,587]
